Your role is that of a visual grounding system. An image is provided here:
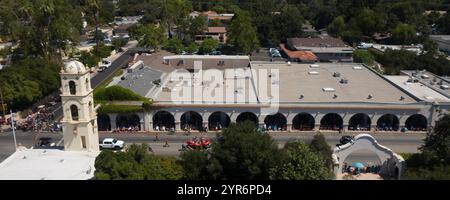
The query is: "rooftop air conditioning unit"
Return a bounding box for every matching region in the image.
[322,88,335,92]
[333,72,341,77]
[309,71,319,75]
[340,79,348,84]
[310,64,320,68]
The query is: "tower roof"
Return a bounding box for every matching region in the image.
[62,60,87,74]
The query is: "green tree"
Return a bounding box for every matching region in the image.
[270,141,333,180]
[327,16,346,38]
[160,0,191,38]
[209,122,282,180]
[94,144,183,180]
[309,134,333,169]
[112,38,128,51]
[164,38,184,54]
[199,38,219,54]
[178,150,210,180]
[185,43,199,54]
[228,10,259,54]
[79,51,100,68]
[136,24,166,50]
[421,114,450,165]
[353,50,375,66]
[392,23,417,45]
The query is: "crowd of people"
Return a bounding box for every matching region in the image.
[112,126,140,133]
[16,106,61,132]
[154,125,175,132]
[261,124,287,132]
[342,162,382,176]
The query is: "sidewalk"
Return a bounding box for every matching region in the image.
[98,130,425,137]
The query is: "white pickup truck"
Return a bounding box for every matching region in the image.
[99,138,125,150]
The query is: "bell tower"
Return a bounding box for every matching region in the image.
[60,61,99,152]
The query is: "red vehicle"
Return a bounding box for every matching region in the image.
[182,137,212,151]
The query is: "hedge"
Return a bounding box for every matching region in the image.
[94,85,147,101]
[97,104,144,114]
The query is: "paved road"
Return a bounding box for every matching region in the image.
[0,131,63,162]
[49,50,134,119]
[0,131,425,162]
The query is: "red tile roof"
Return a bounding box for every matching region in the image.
[207,27,226,33]
[280,43,318,61]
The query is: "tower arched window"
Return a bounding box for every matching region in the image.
[69,81,76,95]
[89,101,93,117]
[70,105,79,121]
[86,78,90,92]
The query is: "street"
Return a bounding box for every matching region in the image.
[0,131,425,163]
[49,49,134,119]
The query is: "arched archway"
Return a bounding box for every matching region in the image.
[349,113,371,131]
[116,113,141,130]
[69,81,76,95]
[405,114,427,131]
[292,113,315,131]
[208,111,230,131]
[97,114,111,131]
[181,111,203,131]
[376,114,399,131]
[236,112,258,125]
[333,134,405,180]
[153,111,175,131]
[70,105,79,121]
[320,113,343,131]
[264,113,287,131]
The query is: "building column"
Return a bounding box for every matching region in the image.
[176,121,181,131]
[108,113,117,130]
[140,120,145,132]
[287,123,292,132]
[143,113,151,132]
[203,121,209,131]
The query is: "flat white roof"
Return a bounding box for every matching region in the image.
[0,148,98,180]
[385,76,450,103]
[163,55,250,60]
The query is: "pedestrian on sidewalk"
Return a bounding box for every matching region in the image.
[154,132,159,141]
[163,138,170,148]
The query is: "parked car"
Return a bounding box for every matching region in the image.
[99,59,112,69]
[339,136,355,146]
[37,137,56,147]
[99,138,125,150]
[269,48,281,57]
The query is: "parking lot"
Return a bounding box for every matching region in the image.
[251,48,287,62]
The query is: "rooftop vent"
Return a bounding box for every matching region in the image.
[310,64,320,68]
[323,88,335,92]
[367,94,373,99]
[333,72,341,77]
[333,94,338,99]
[340,78,349,84]
[308,71,319,75]
[287,61,291,66]
[353,66,363,70]
[299,94,304,99]
[400,96,405,101]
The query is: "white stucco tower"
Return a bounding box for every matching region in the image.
[60,61,99,152]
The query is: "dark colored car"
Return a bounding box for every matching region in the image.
[37,137,55,147]
[339,136,354,145]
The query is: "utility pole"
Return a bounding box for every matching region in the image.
[0,86,6,132]
[11,110,17,150]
